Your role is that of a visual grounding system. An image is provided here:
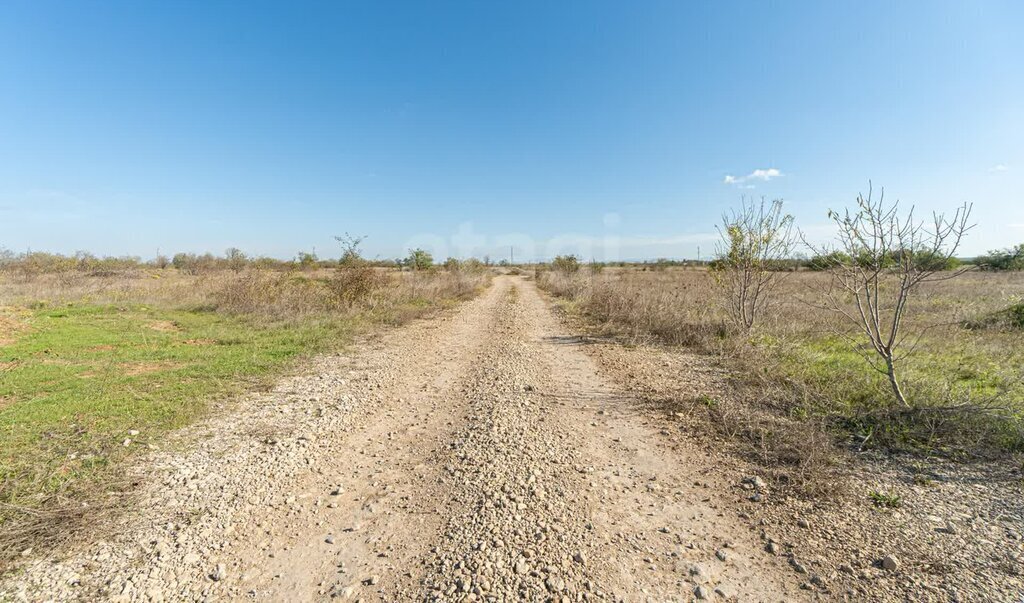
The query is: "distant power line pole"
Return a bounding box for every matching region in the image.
[510,246,514,265]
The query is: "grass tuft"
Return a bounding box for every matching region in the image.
[869,490,902,508]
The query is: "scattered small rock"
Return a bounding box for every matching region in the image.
[881,554,900,571]
[210,563,226,582]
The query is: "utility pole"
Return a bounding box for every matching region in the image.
[510,246,514,266]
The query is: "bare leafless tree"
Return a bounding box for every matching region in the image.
[807,184,973,407]
[712,197,797,330]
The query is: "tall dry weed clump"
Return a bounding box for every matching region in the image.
[327,266,390,307]
[699,390,841,497]
[212,271,335,318]
[399,268,490,302]
[539,268,727,348]
[586,271,726,347]
[537,270,590,301]
[211,267,491,322]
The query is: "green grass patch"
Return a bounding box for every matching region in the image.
[767,333,1024,454]
[0,303,353,513]
[869,490,902,508]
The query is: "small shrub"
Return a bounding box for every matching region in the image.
[551,255,581,274]
[328,266,388,306]
[296,251,318,271]
[964,302,1024,331]
[334,233,368,267]
[1008,303,1024,329]
[173,252,217,275]
[407,248,433,271]
[463,258,485,272]
[225,248,247,272]
[712,197,796,330]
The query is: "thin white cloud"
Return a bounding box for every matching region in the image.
[989,164,1009,172]
[723,168,783,186]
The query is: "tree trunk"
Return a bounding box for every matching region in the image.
[884,355,909,407]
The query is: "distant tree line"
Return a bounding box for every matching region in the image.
[0,244,504,277]
[3,239,1020,279]
[973,243,1024,271]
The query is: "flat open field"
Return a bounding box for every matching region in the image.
[1,272,1021,602]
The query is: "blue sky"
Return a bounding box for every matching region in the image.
[1,1,1022,261]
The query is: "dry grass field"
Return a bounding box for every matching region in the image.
[540,266,1024,459]
[0,265,490,562]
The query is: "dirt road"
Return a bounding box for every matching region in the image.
[3,276,806,601]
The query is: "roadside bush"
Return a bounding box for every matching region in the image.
[463,258,486,272]
[327,266,389,306]
[551,255,581,274]
[537,270,587,301]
